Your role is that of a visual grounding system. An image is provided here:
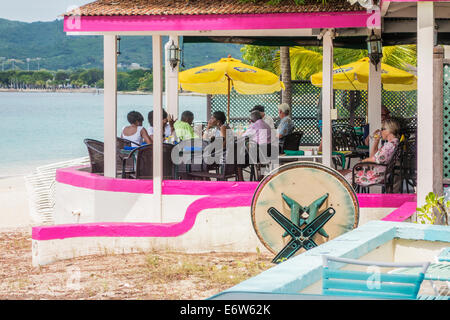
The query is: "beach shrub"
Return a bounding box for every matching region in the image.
[416,192,450,225]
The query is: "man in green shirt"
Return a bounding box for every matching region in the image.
[174,110,199,141]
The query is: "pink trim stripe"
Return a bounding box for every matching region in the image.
[387,0,439,2]
[381,202,417,222]
[162,179,259,195]
[357,194,416,208]
[33,194,252,240]
[64,11,376,33]
[56,166,154,193]
[56,166,417,206]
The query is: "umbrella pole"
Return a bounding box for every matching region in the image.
[227,76,231,123]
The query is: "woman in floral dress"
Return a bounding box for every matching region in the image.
[340,119,400,187]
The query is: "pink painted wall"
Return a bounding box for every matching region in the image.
[38,166,418,241]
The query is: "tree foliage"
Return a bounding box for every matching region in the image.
[242,45,417,81]
[0,68,156,91]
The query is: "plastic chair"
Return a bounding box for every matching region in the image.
[84,138,134,175]
[322,255,430,300]
[281,131,303,152]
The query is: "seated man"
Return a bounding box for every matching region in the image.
[277,103,294,150]
[249,105,274,129]
[174,110,198,141]
[243,110,272,145]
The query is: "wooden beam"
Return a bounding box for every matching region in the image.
[368,29,382,156]
[321,29,334,168]
[103,35,118,178]
[416,1,435,208]
[153,35,163,222]
[165,36,180,119]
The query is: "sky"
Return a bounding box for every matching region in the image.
[0,0,93,22]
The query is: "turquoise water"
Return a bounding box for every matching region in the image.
[0,92,207,177]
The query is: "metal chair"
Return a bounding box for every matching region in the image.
[322,255,430,300]
[351,140,403,193]
[187,137,243,181]
[332,124,366,169]
[122,143,175,179]
[400,137,416,193]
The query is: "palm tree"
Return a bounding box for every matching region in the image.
[272,45,416,81]
[279,46,292,107]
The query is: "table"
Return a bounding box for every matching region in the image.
[278,154,341,165]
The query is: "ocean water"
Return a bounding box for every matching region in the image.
[0,91,207,177]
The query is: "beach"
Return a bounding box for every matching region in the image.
[0,174,272,299]
[0,176,31,229]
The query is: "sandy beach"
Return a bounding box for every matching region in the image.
[0,175,271,299]
[0,176,31,229]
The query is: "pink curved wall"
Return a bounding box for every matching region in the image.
[35,166,416,241]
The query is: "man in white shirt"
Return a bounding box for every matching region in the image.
[250,105,274,129]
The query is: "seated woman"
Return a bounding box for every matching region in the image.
[340,119,400,187]
[173,110,198,141]
[203,111,229,141]
[147,109,175,143]
[121,111,152,147]
[243,110,272,145]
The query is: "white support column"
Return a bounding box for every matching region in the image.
[165,36,180,119]
[103,35,118,178]
[368,29,382,152]
[417,1,435,207]
[322,29,334,168]
[153,35,164,222]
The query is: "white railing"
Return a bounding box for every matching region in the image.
[24,157,90,225]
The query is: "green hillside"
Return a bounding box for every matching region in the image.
[0,18,243,71]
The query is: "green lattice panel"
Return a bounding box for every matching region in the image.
[211,89,281,125]
[444,64,450,180]
[210,81,417,146]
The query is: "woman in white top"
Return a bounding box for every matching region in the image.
[203,111,228,140]
[147,109,176,142]
[121,111,152,147]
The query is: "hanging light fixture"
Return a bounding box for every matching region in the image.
[168,40,181,69]
[366,29,382,70]
[116,36,121,55]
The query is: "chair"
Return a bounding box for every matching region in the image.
[247,141,274,181]
[332,124,366,169]
[174,139,210,180]
[351,140,403,193]
[116,137,136,177]
[84,138,133,175]
[281,131,303,152]
[322,255,430,300]
[187,137,243,181]
[122,143,175,179]
[400,137,416,193]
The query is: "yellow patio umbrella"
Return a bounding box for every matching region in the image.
[179,56,285,121]
[310,57,417,91]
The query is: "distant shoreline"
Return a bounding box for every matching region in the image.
[0,88,206,96]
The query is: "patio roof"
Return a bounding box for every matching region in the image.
[63,0,374,34]
[65,0,364,17]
